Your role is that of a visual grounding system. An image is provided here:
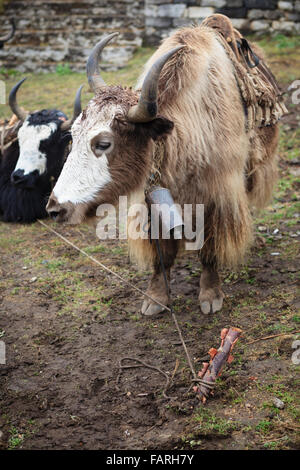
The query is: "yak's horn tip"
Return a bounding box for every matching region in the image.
[127,44,184,123]
[87,33,119,93]
[9,78,28,122]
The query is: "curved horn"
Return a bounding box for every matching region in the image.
[127,45,184,123]
[61,85,83,131]
[0,18,16,43]
[86,32,119,93]
[9,77,28,122]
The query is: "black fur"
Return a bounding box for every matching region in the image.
[0,109,71,223]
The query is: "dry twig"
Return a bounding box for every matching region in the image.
[246,331,300,345]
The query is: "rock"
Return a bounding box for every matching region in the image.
[295,23,300,33]
[245,0,277,9]
[286,13,300,21]
[145,17,172,27]
[148,0,173,3]
[231,18,250,30]
[217,7,248,18]
[157,4,186,18]
[0,0,299,73]
[250,20,270,31]
[202,0,226,8]
[145,5,158,17]
[278,1,294,11]
[0,0,144,72]
[248,9,281,20]
[272,20,296,32]
[226,0,244,6]
[185,7,214,19]
[273,397,285,409]
[173,18,193,27]
[289,167,300,177]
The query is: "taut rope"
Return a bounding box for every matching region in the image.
[37,219,214,395]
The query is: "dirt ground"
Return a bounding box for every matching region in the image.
[0,40,299,450]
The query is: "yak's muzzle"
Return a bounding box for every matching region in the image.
[46,194,70,222]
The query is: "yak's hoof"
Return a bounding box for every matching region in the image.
[199,288,224,315]
[141,298,167,316]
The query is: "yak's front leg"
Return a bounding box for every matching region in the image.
[141,238,178,316]
[199,262,224,315]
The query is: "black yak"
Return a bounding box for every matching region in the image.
[0,78,82,223]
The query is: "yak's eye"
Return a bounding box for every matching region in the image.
[96,142,110,151]
[91,134,114,157]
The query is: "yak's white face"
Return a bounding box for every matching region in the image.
[52,99,121,206]
[46,86,173,224]
[15,120,58,176]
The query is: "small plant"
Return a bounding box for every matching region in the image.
[193,408,237,436]
[274,34,300,50]
[0,67,19,78]
[255,419,273,435]
[55,63,73,76]
[8,427,24,449]
[263,441,278,450]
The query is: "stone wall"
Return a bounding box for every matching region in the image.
[145,0,300,45]
[0,0,299,72]
[0,0,144,72]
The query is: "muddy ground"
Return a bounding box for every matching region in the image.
[0,43,299,450]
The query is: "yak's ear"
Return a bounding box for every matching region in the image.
[138,116,174,141]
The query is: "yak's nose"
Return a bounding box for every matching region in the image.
[11,169,27,186]
[46,194,64,220]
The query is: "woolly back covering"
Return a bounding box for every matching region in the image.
[202,14,288,131]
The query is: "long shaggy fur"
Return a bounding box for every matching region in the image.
[132,25,279,268]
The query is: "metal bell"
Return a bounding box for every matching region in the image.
[145,186,184,239]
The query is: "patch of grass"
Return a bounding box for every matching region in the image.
[273,34,300,50]
[0,46,154,121]
[254,35,300,84]
[0,67,19,77]
[55,63,73,76]
[263,441,280,450]
[44,260,65,272]
[8,427,24,450]
[193,407,237,437]
[84,244,108,255]
[255,419,273,435]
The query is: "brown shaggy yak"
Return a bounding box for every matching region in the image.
[47,16,283,316]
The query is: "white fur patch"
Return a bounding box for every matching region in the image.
[53,101,122,205]
[15,120,57,175]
